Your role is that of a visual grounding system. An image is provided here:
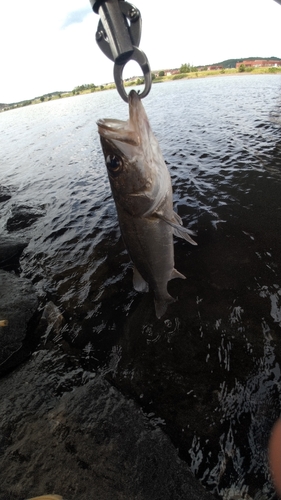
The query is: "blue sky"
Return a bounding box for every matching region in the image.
[0,0,281,103]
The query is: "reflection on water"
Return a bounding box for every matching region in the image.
[1,75,281,499]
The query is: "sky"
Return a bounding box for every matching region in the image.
[0,0,281,103]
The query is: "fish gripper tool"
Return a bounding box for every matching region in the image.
[89,0,152,102]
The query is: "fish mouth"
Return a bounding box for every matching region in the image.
[97,118,139,146]
[97,90,149,148]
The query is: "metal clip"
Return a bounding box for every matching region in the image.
[96,1,141,64]
[114,46,151,102]
[91,0,151,101]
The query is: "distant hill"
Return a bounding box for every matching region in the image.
[2,91,68,109]
[32,91,67,101]
[212,56,281,68]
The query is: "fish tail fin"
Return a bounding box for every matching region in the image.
[154,294,176,319]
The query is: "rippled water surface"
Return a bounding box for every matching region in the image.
[1,75,281,499]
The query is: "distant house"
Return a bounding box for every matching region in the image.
[206,65,223,71]
[165,69,180,76]
[196,65,223,71]
[236,59,281,69]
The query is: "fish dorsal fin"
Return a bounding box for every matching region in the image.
[154,211,198,246]
[171,268,186,281]
[133,267,149,293]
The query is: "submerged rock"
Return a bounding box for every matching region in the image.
[6,204,46,232]
[0,270,38,369]
[0,350,215,500]
[39,301,65,344]
[0,186,12,203]
[0,236,28,271]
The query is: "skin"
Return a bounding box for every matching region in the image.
[268,419,281,496]
[27,496,63,500]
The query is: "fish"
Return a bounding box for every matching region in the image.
[97,90,197,318]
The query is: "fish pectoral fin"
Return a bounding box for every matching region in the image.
[172,211,183,226]
[171,268,186,281]
[133,267,149,293]
[154,294,176,319]
[154,212,198,246]
[173,225,197,245]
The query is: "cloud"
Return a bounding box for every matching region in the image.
[61,7,91,29]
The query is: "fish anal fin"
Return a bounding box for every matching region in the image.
[171,268,186,281]
[154,294,176,319]
[133,266,149,293]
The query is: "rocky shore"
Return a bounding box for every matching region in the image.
[0,187,215,500]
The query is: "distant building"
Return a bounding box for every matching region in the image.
[196,65,223,71]
[236,59,281,69]
[165,69,180,76]
[206,65,223,71]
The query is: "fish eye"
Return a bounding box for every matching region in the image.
[105,155,123,174]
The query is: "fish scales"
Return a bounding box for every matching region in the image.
[97,90,196,318]
[117,206,175,310]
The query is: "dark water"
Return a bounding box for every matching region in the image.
[1,75,281,499]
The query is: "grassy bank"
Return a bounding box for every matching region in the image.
[152,66,281,83]
[2,66,281,112]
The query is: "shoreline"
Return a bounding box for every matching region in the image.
[1,67,281,112]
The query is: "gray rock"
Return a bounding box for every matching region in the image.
[0,350,215,500]
[0,269,38,367]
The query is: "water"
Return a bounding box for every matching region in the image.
[1,75,281,499]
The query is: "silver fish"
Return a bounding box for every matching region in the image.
[97,90,197,318]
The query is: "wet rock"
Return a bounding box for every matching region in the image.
[0,270,38,368]
[0,236,28,271]
[6,204,46,232]
[0,186,12,203]
[0,350,215,500]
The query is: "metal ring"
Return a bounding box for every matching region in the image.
[113,46,152,103]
